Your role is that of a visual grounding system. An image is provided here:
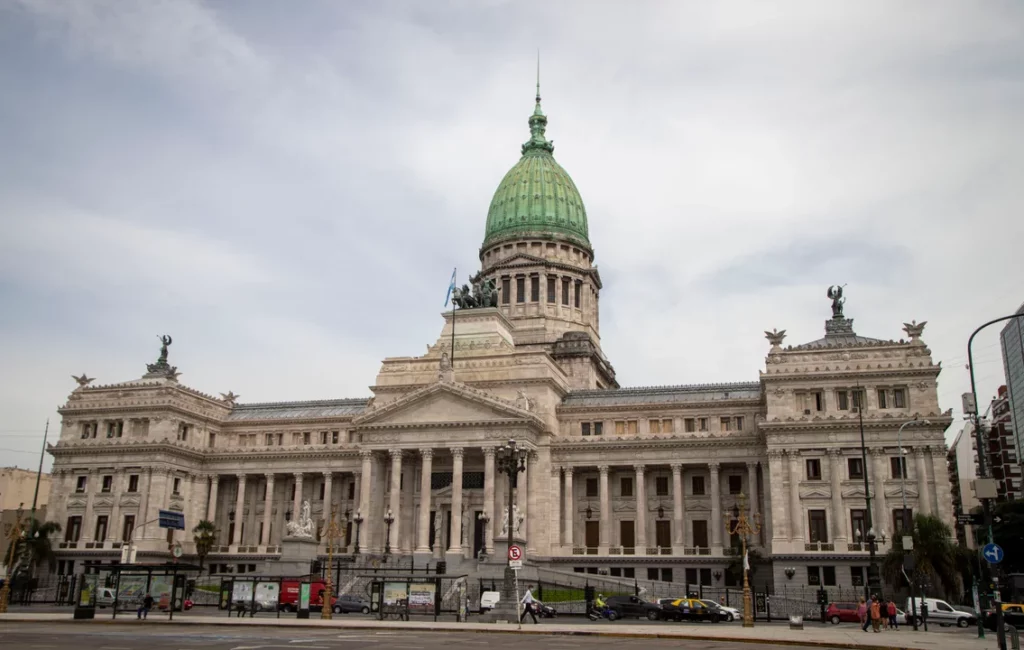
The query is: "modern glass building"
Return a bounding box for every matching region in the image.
[1001,302,1024,462]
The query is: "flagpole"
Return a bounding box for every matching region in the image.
[30,419,49,529]
[450,268,457,373]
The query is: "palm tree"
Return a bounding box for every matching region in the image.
[10,519,62,577]
[193,519,218,571]
[882,513,966,599]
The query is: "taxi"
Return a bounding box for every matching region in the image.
[658,597,723,623]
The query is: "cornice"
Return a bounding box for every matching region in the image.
[48,441,208,463]
[761,413,953,432]
[760,366,941,382]
[552,433,762,453]
[557,397,763,414]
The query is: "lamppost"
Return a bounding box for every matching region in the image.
[966,313,1024,649]
[724,494,761,627]
[320,510,342,620]
[490,439,527,620]
[477,511,490,561]
[383,509,395,559]
[897,417,930,632]
[352,510,364,555]
[0,506,27,613]
[854,385,882,601]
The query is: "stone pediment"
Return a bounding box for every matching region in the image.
[353,381,543,430]
[842,486,867,498]
[800,486,832,499]
[885,485,917,498]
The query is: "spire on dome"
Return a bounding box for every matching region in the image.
[523,54,554,155]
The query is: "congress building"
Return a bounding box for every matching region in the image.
[45,89,954,594]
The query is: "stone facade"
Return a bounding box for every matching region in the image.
[42,93,955,594]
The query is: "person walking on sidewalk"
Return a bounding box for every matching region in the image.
[137,593,154,620]
[520,585,539,624]
[887,599,899,630]
[858,598,869,631]
[869,596,882,633]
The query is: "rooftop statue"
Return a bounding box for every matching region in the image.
[827,285,846,319]
[71,373,95,388]
[452,276,498,309]
[145,334,178,378]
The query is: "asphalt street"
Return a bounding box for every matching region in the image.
[0,624,838,650]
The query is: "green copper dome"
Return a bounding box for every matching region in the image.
[482,89,591,251]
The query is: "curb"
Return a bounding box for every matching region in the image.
[0,615,934,650]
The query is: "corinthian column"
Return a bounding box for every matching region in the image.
[388,449,403,552]
[483,447,495,555]
[634,464,647,551]
[262,474,274,546]
[358,451,373,553]
[417,449,433,553]
[914,447,932,516]
[232,474,246,546]
[108,469,124,542]
[709,462,722,552]
[788,452,803,544]
[828,450,846,543]
[671,463,684,549]
[598,465,610,553]
[563,467,574,548]
[871,448,888,534]
[448,448,464,553]
[207,474,219,522]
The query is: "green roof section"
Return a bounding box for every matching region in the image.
[482,85,591,251]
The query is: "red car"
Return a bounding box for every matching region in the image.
[827,602,861,624]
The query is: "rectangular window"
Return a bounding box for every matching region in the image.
[610,567,621,577]
[893,508,913,534]
[808,509,828,543]
[574,281,581,308]
[877,389,888,409]
[807,566,821,586]
[735,416,744,431]
[655,476,669,496]
[890,456,907,479]
[586,478,599,498]
[562,278,570,305]
[823,566,837,586]
[319,431,328,444]
[851,389,864,409]
[649,419,661,434]
[692,520,708,548]
[101,475,113,493]
[848,457,864,479]
[806,458,822,480]
[173,477,181,494]
[620,477,633,497]
[728,475,743,495]
[347,482,355,500]
[547,277,556,303]
[593,422,603,436]
[684,418,695,432]
[699,567,712,585]
[516,276,525,303]
[647,567,658,581]
[319,483,326,500]
[94,515,108,541]
[128,474,139,492]
[662,419,674,433]
[615,421,625,435]
[303,431,311,445]
[686,568,698,585]
[850,566,865,586]
[662,568,674,583]
[621,520,636,550]
[208,433,216,447]
[266,433,275,446]
[692,475,706,496]
[66,516,82,542]
[530,275,539,301]
[698,418,708,432]
[893,388,906,408]
[501,277,511,304]
[813,391,824,411]
[850,509,867,542]
[582,422,591,436]
[655,520,671,547]
[76,476,87,493]
[720,417,731,432]
[837,391,849,410]
[122,515,136,542]
[627,420,638,435]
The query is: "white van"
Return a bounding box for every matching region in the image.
[479,591,500,614]
[906,597,976,628]
[96,587,116,608]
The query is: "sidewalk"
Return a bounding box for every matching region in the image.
[0,612,998,650]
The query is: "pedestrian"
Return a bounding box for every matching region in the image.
[858,598,868,632]
[870,596,882,633]
[137,593,154,620]
[520,585,539,624]
[887,599,899,630]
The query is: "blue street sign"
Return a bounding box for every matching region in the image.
[983,543,1004,564]
[158,509,185,531]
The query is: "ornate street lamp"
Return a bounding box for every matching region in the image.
[488,439,527,620]
[724,493,761,628]
[383,509,395,558]
[320,510,342,620]
[477,511,490,560]
[352,509,364,555]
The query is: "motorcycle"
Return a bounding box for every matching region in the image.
[588,604,617,621]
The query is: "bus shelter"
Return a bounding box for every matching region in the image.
[105,563,202,620]
[363,574,468,622]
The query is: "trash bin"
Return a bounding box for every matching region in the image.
[789,615,804,630]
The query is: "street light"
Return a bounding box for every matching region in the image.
[352,510,364,555]
[320,510,342,620]
[854,385,882,602]
[724,493,761,627]
[896,417,930,632]
[489,439,527,621]
[383,509,395,558]
[477,511,490,561]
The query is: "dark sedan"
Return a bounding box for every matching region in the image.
[605,595,663,621]
[331,594,371,614]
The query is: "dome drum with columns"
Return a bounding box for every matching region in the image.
[43,86,954,597]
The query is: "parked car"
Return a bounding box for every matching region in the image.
[907,597,976,628]
[96,587,117,608]
[700,599,741,622]
[985,603,1024,631]
[479,591,500,614]
[826,602,861,624]
[657,598,722,623]
[606,595,663,621]
[332,594,371,615]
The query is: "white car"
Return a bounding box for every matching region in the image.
[479,591,500,614]
[700,599,741,622]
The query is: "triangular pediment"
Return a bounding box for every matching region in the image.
[353,381,542,429]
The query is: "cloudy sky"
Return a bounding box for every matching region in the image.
[2,1,1022,472]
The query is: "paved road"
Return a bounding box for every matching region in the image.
[0,624,838,650]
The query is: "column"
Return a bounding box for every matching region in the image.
[747,462,759,524]
[181,473,195,544]
[527,451,540,553]
[914,448,932,516]
[359,451,373,552]
[388,449,403,552]
[484,446,495,554]
[788,452,803,543]
[82,469,97,542]
[417,449,433,553]
[871,448,888,534]
[108,469,124,542]
[140,468,154,541]
[828,450,846,543]
[709,462,722,552]
[232,474,246,545]
[323,471,334,521]
[930,447,954,528]
[207,474,219,522]
[598,465,610,552]
[516,452,529,542]
[448,448,463,553]
[563,467,574,548]
[262,474,274,546]
[292,473,303,520]
[671,463,684,548]
[634,465,647,551]
[550,466,562,551]
[767,451,787,545]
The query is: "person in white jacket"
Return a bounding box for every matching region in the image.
[520,586,539,624]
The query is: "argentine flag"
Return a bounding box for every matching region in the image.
[444,268,457,307]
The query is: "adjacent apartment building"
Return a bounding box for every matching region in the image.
[1002,303,1024,460]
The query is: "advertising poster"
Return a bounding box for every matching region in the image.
[150,575,174,610]
[255,582,279,610]
[299,583,311,610]
[118,575,148,607]
[407,582,436,615]
[383,582,408,606]
[232,581,253,605]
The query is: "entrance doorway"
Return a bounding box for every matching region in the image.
[473,511,484,558]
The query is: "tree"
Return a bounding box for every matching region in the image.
[881,513,966,599]
[193,520,218,570]
[10,519,62,577]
